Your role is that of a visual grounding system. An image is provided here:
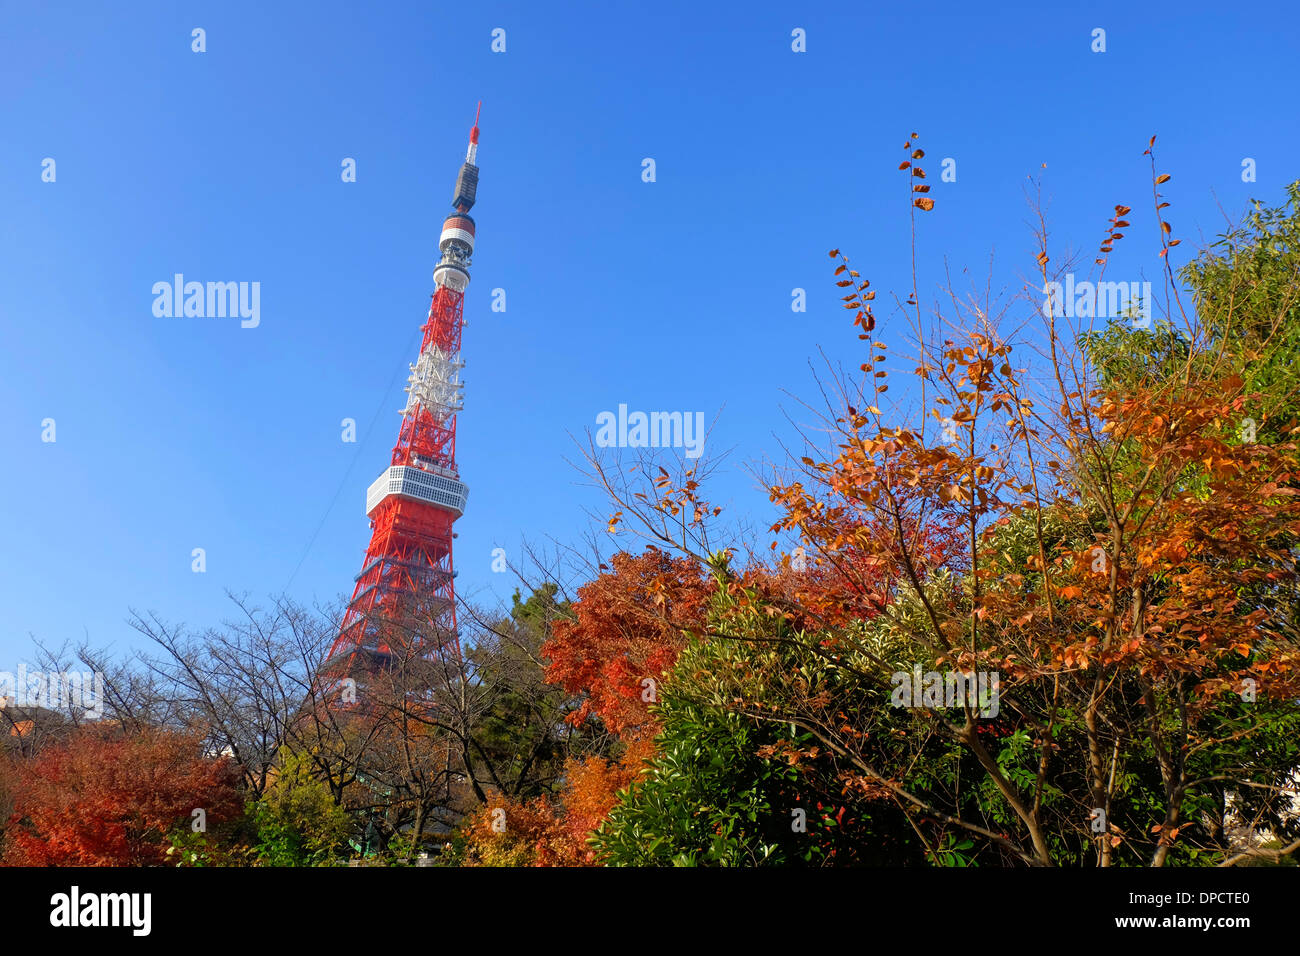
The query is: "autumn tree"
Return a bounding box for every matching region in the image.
[542,548,712,740]
[2,725,242,866]
[586,137,1300,866]
[456,550,712,865]
[596,562,930,866]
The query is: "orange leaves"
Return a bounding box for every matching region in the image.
[830,250,877,333]
[543,549,711,740]
[2,726,242,866]
[1144,140,1182,256]
[799,133,1300,746]
[904,133,937,212]
[934,480,985,508]
[461,744,654,867]
[1098,203,1131,260]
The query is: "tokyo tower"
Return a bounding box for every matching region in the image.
[325,106,482,676]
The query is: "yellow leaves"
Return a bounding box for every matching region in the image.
[914,197,935,211]
[1156,173,1171,184]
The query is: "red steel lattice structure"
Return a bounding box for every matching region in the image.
[326,107,482,675]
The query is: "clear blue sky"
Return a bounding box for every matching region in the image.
[1,0,1296,663]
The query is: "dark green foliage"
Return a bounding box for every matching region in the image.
[594,635,926,866]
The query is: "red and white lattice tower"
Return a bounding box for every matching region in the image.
[326,106,482,675]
